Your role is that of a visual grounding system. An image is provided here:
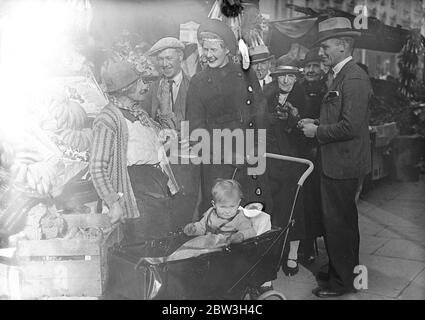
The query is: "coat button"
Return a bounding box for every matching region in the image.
[251,174,257,180]
[255,187,262,196]
[237,72,242,77]
[248,85,253,92]
[248,122,254,128]
[246,99,251,105]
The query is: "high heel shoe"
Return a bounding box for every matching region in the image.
[282,259,299,276]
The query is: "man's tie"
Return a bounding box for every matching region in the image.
[168,79,175,111]
[326,69,335,90]
[262,79,266,88]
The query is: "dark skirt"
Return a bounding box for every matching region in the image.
[266,126,306,241]
[124,164,174,243]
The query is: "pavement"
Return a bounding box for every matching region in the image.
[273,174,425,300]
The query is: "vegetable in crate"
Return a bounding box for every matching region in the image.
[49,99,89,131]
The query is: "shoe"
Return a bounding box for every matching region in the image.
[315,271,329,282]
[302,255,316,265]
[282,259,299,276]
[312,286,355,298]
[258,285,274,295]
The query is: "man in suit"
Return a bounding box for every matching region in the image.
[146,37,200,229]
[300,17,372,297]
[146,37,190,131]
[249,45,274,91]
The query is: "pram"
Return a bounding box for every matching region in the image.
[106,153,313,300]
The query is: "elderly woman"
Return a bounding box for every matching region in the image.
[263,55,307,276]
[90,61,179,243]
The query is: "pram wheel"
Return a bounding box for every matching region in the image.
[243,287,286,300]
[257,290,286,300]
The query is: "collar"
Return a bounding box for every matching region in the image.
[332,56,352,78]
[170,70,183,87]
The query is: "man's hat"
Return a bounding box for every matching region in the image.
[312,17,361,47]
[146,37,185,56]
[197,19,237,55]
[249,45,274,64]
[301,48,322,66]
[101,61,140,93]
[270,54,300,77]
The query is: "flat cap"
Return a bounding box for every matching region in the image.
[147,37,185,56]
[197,19,237,55]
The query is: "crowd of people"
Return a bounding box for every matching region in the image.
[88,16,372,298]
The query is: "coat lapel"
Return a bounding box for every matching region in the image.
[174,72,190,120]
[329,59,355,91]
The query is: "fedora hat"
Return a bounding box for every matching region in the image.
[249,45,274,64]
[312,17,361,47]
[270,54,300,77]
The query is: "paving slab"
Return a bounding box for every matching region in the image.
[374,239,425,262]
[376,225,425,243]
[398,267,425,300]
[360,204,421,229]
[273,276,316,300]
[359,218,387,236]
[358,254,425,298]
[360,235,389,254]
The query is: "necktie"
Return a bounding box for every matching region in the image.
[168,79,175,111]
[262,79,266,88]
[326,70,335,90]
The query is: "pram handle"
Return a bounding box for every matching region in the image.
[264,153,314,187]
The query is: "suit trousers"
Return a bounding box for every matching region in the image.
[320,173,360,292]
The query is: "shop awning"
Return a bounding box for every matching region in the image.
[268,5,413,57]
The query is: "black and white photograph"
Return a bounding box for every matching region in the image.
[0,0,424,302]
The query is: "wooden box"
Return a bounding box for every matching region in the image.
[0,214,121,299]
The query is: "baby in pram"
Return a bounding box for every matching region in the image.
[183,179,257,244]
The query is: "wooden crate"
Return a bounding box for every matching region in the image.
[0,214,121,299]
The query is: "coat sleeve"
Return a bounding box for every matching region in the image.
[89,119,120,207]
[186,76,207,131]
[317,76,371,145]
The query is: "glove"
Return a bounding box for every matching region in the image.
[183,223,197,236]
[228,232,244,244]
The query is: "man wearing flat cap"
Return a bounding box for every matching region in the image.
[145,37,200,229]
[249,45,274,91]
[186,19,272,219]
[300,17,372,297]
[145,37,189,130]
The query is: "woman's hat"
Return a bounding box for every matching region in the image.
[101,61,140,93]
[301,48,322,66]
[197,19,237,55]
[249,45,274,64]
[270,54,300,77]
[312,17,361,47]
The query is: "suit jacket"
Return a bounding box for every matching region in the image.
[317,60,372,179]
[145,72,190,129]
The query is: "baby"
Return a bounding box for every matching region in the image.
[183,179,256,244]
